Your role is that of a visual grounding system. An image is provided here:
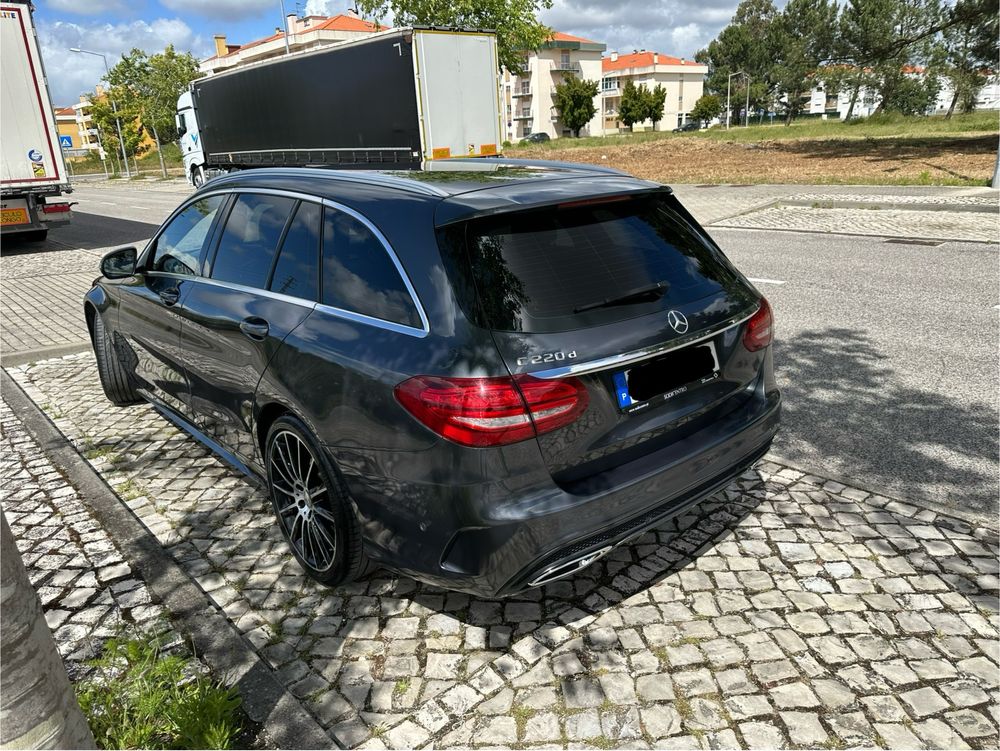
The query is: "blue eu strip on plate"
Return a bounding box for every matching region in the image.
[613,371,634,409]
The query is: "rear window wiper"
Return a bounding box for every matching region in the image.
[573,281,668,314]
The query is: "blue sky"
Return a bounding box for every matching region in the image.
[36,0,739,106]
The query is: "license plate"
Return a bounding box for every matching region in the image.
[1,208,29,226]
[613,341,720,412]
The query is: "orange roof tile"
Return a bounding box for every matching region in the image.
[313,13,385,32]
[549,31,601,45]
[603,51,695,72]
[54,106,75,116]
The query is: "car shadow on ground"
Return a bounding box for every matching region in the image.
[774,327,998,517]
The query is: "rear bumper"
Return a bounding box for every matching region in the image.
[338,378,780,598]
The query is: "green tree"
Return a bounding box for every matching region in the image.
[939,0,998,116]
[86,92,146,175]
[552,76,598,136]
[645,84,667,129]
[618,80,646,130]
[355,0,553,73]
[689,93,723,123]
[770,0,838,124]
[696,0,780,124]
[105,46,200,177]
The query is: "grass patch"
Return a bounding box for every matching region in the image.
[673,695,693,721]
[114,478,142,501]
[83,445,117,461]
[511,704,536,738]
[586,735,616,749]
[77,635,243,749]
[393,678,410,696]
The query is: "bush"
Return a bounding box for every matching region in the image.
[76,635,243,749]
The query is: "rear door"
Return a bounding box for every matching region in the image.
[177,192,320,463]
[436,190,762,484]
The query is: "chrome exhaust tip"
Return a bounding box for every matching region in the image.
[527,545,613,588]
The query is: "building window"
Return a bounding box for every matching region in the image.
[601,77,617,91]
[561,51,570,66]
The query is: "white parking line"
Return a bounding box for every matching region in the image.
[130,205,152,210]
[747,277,787,285]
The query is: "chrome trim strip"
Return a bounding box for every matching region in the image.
[210,167,449,198]
[141,187,431,339]
[530,307,758,379]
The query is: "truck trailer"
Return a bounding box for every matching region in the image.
[178,27,503,186]
[1,0,73,240]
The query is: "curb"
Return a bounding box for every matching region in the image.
[2,342,92,369]
[766,449,999,533]
[1,370,334,750]
[708,222,998,245]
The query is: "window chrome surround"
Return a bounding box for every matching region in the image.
[140,186,431,339]
[530,306,760,380]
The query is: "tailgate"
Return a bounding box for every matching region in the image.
[436,189,764,484]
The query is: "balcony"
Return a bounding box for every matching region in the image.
[513,113,533,121]
[551,61,580,73]
[512,88,532,98]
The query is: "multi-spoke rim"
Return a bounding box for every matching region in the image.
[269,429,337,572]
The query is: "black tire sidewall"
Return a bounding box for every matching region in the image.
[265,415,352,585]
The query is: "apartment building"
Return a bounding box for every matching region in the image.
[201,12,383,75]
[600,51,708,133]
[503,32,606,142]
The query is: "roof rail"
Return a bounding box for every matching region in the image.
[444,156,630,176]
[210,167,450,198]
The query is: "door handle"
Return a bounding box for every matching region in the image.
[239,317,269,341]
[159,287,180,306]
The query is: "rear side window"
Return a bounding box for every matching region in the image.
[321,209,420,328]
[438,192,745,333]
[211,193,296,289]
[269,201,321,301]
[149,195,225,276]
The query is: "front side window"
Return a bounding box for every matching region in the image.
[149,195,225,276]
[211,193,296,289]
[321,209,420,328]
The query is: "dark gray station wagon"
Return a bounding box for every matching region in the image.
[86,160,780,597]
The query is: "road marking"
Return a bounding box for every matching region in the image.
[130,205,153,210]
[748,277,787,285]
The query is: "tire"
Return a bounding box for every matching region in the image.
[191,167,204,188]
[92,313,142,406]
[265,415,368,586]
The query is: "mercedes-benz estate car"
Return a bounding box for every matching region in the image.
[85,160,780,597]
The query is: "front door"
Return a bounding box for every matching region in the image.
[177,192,321,464]
[116,194,227,416]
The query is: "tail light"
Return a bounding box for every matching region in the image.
[41,202,71,214]
[743,298,774,352]
[394,374,589,448]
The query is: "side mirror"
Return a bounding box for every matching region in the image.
[101,247,137,279]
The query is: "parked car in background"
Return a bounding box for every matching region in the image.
[519,132,551,144]
[673,121,701,133]
[85,160,780,597]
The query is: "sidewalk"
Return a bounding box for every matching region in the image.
[4,351,998,749]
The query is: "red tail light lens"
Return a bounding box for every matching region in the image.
[743,298,774,352]
[41,202,71,213]
[394,374,589,447]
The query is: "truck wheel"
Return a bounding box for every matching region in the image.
[20,229,47,242]
[92,314,141,406]
[191,167,205,188]
[265,415,371,586]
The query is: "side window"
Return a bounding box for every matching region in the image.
[211,193,296,289]
[149,195,224,276]
[321,209,421,328]
[269,201,321,301]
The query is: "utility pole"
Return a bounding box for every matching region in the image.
[745,74,750,126]
[279,0,291,54]
[70,48,130,178]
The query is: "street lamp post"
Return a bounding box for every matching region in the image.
[726,71,745,130]
[69,48,130,178]
[278,0,291,54]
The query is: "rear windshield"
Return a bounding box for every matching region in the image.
[438,191,747,333]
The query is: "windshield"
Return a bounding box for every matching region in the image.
[437,191,747,334]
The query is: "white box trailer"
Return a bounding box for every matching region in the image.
[1,0,73,240]
[179,27,503,186]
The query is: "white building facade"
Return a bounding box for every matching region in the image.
[502,32,606,142]
[600,51,708,133]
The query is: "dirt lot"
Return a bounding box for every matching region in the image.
[518,134,997,186]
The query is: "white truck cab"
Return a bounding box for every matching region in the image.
[176,90,206,187]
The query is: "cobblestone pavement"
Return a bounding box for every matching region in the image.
[8,352,1000,750]
[716,206,999,242]
[785,193,999,209]
[0,399,174,677]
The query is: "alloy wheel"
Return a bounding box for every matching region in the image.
[268,429,338,571]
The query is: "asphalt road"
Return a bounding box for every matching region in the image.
[32,182,1000,518]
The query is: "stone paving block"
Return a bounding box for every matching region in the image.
[899,686,950,718]
[780,711,828,746]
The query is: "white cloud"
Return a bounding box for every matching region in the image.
[36,18,211,105]
[43,0,129,14]
[159,0,276,19]
[304,0,339,14]
[540,0,771,59]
